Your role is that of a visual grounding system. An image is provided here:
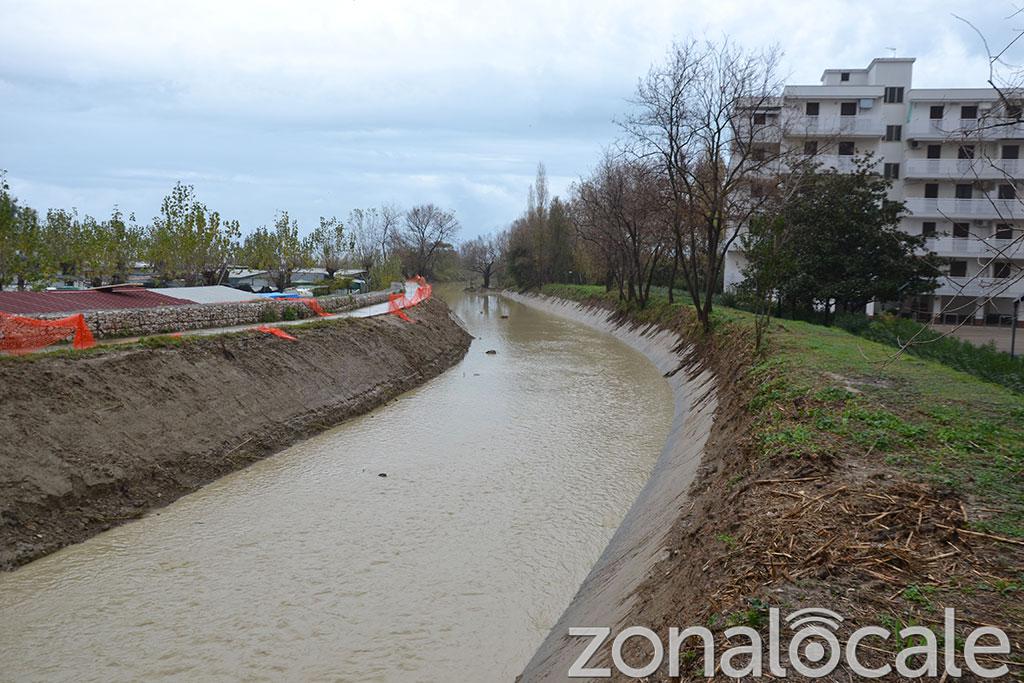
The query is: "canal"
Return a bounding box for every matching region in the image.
[0,288,673,681]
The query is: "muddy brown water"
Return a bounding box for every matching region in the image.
[0,288,673,682]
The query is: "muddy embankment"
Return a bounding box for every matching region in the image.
[505,293,727,682]
[0,298,471,569]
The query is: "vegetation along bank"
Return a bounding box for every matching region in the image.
[0,298,471,570]
[521,285,1022,681]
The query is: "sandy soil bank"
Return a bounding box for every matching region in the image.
[0,298,471,569]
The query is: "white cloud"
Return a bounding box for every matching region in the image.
[1,0,1020,236]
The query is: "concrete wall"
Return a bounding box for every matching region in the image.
[40,291,392,338]
[504,293,718,682]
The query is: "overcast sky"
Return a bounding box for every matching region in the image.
[1,1,1021,240]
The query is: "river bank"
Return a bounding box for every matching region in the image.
[515,287,1023,681]
[0,297,471,569]
[0,288,675,681]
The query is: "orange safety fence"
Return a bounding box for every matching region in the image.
[0,311,96,354]
[2,283,427,353]
[256,325,298,341]
[297,298,331,317]
[388,276,433,323]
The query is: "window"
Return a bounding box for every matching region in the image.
[953,222,970,237]
[927,144,942,159]
[949,260,968,277]
[885,125,902,141]
[883,162,900,179]
[930,105,944,119]
[922,221,937,237]
[958,145,975,159]
[838,141,855,156]
[840,101,857,116]
[999,184,1016,199]
[993,262,1013,278]
[955,184,973,199]
[1006,102,1023,119]
[840,72,850,82]
[884,87,904,103]
[925,183,939,198]
[753,112,766,125]
[803,140,818,155]
[805,102,819,116]
[961,105,978,119]
[996,223,1014,239]
[1003,145,1020,160]
[751,147,766,161]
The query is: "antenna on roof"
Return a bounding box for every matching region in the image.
[886,47,897,58]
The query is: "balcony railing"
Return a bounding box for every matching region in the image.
[907,118,1024,140]
[933,276,1024,298]
[776,155,878,175]
[904,197,1024,219]
[904,158,1024,179]
[784,114,884,137]
[924,236,1024,257]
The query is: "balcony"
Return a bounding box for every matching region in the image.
[924,236,1024,258]
[783,114,885,138]
[776,155,878,175]
[904,197,1023,219]
[904,158,1024,180]
[933,276,1024,298]
[907,118,1024,140]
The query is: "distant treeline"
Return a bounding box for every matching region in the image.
[0,174,462,292]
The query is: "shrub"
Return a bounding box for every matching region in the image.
[258,305,280,323]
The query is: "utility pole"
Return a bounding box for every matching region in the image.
[1012,295,1023,359]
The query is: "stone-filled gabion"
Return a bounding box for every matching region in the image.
[33,291,392,339]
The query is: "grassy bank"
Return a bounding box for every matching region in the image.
[540,283,1023,678]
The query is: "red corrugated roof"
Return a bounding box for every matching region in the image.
[0,289,192,315]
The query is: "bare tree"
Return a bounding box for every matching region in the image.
[349,205,401,273]
[621,37,787,330]
[461,234,501,288]
[573,154,669,307]
[397,204,460,277]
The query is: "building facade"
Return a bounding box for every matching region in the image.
[724,57,1024,326]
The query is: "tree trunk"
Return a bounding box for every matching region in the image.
[667,253,678,304]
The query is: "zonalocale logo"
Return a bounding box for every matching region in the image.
[569,608,1012,679]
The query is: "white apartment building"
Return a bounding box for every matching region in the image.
[724,57,1024,327]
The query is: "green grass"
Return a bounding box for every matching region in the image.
[835,313,1024,394]
[542,283,1024,538]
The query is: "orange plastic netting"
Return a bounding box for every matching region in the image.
[1,279,432,353]
[297,298,331,317]
[256,325,298,341]
[0,312,95,354]
[388,276,432,323]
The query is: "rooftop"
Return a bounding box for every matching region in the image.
[0,288,192,315]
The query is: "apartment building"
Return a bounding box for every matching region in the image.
[724,57,1024,327]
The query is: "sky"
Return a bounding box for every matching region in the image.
[1,0,1022,241]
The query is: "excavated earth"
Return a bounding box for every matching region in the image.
[0,298,471,569]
